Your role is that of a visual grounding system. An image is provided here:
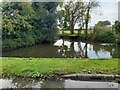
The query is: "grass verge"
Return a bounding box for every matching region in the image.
[1,58,118,78]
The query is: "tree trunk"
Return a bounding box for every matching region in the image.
[70,23,74,35]
[70,13,74,35]
[85,8,90,39]
[84,43,88,58]
[85,20,88,38]
[78,27,82,36]
[78,29,80,36]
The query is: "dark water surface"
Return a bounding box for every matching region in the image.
[0,78,119,89]
[2,39,120,58]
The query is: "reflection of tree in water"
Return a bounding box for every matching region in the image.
[58,39,74,58]
[77,42,88,58]
[112,44,120,58]
[92,43,120,58]
[58,38,120,58]
[58,39,88,58]
[58,39,68,58]
[84,43,88,58]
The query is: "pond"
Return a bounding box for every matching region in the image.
[0,78,119,89]
[2,38,120,58]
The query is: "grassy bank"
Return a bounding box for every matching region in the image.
[1,58,118,78]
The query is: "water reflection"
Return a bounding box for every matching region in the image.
[54,39,119,58]
[2,39,120,58]
[0,78,118,89]
[54,39,89,58]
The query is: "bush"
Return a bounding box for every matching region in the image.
[93,29,116,43]
[115,34,120,44]
[3,34,35,48]
[114,20,120,34]
[22,34,35,46]
[3,39,18,48]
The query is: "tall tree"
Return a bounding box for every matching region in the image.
[2,2,33,39]
[114,20,120,34]
[2,2,36,48]
[31,2,59,42]
[95,20,111,27]
[59,0,99,36]
[59,1,86,35]
[84,0,99,38]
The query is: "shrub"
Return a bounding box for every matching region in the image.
[3,34,35,48]
[3,39,18,48]
[93,29,116,43]
[115,34,120,44]
[22,34,35,46]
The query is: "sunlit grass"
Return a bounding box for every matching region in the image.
[59,30,91,36]
[1,58,118,78]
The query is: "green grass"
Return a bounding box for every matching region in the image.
[1,58,118,78]
[59,31,78,35]
[59,30,91,36]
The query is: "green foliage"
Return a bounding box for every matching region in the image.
[113,20,120,34]
[92,20,119,43]
[22,34,35,46]
[3,39,17,48]
[115,34,120,44]
[59,0,99,36]
[3,34,35,48]
[2,2,34,48]
[2,2,120,49]
[2,2,59,48]
[96,20,111,27]
[31,2,59,43]
[93,27,116,43]
[59,1,86,34]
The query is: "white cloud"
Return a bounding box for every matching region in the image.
[90,1,118,26]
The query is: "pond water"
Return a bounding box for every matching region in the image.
[0,78,119,89]
[2,39,120,58]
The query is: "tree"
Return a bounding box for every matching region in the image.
[104,20,111,26]
[94,20,111,35]
[84,0,99,38]
[59,1,86,35]
[58,3,69,34]
[95,20,111,27]
[2,2,33,39]
[112,20,120,43]
[114,20,120,34]
[31,2,59,42]
[2,2,36,48]
[2,2,59,48]
[59,0,99,36]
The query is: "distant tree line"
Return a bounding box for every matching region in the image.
[58,0,99,38]
[2,1,120,49]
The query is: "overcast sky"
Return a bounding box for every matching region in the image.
[90,0,119,26]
